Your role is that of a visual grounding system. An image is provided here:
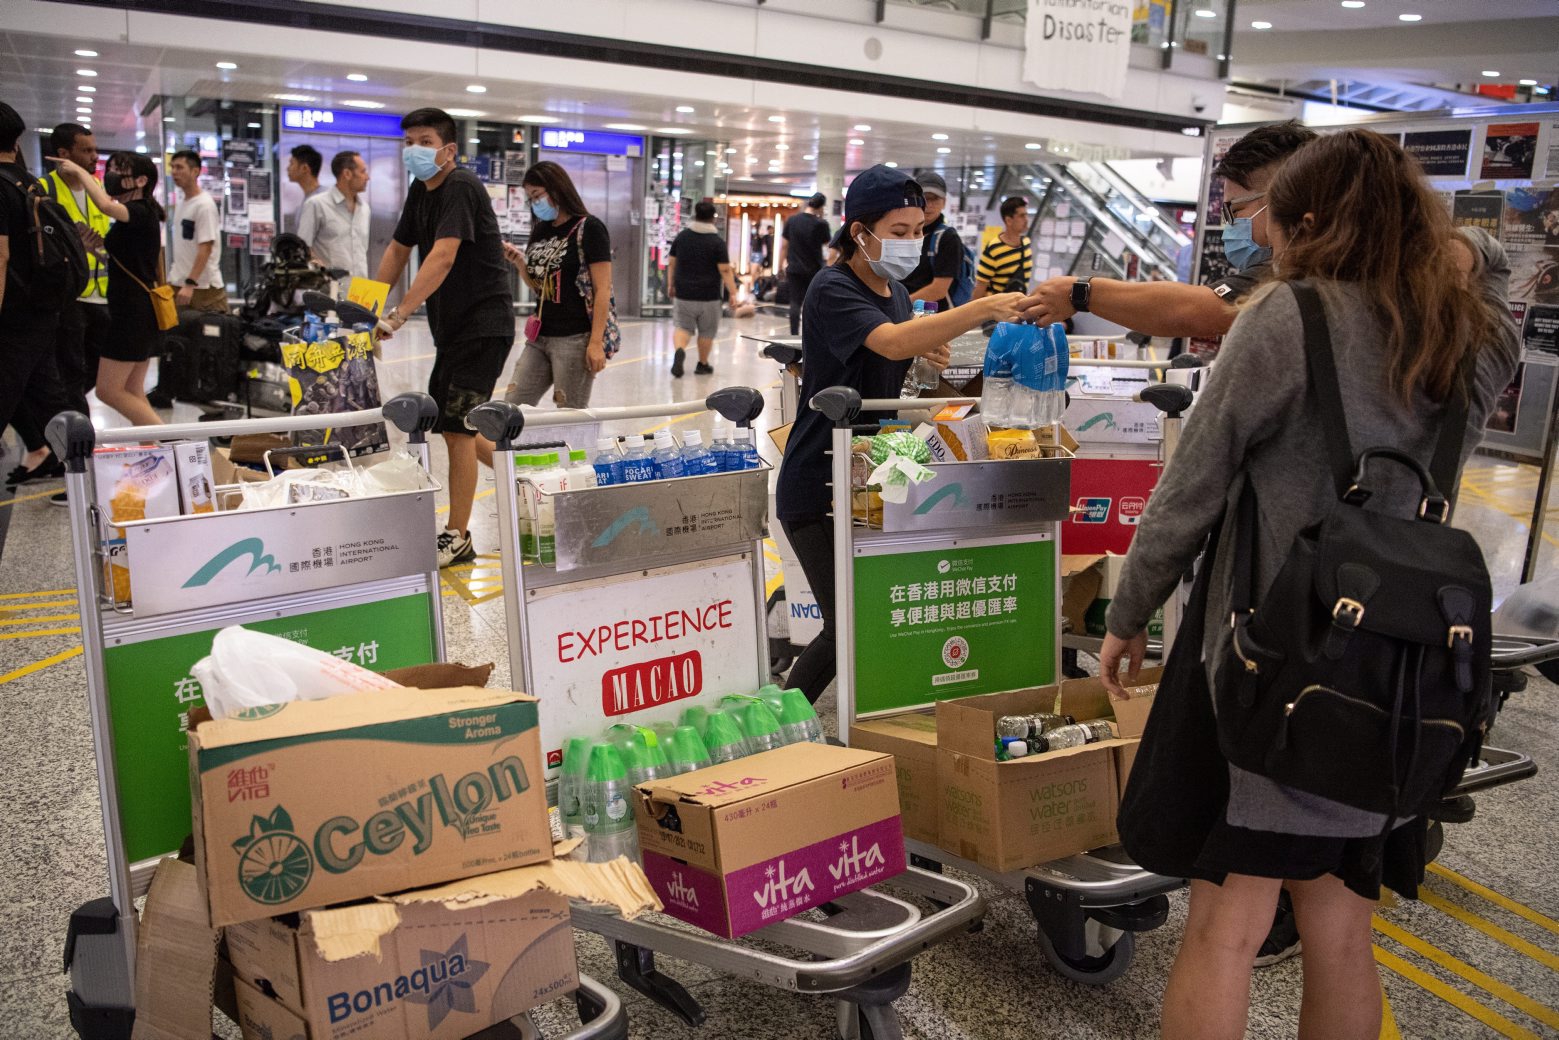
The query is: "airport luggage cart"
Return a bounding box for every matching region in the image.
[491,973,629,1040]
[470,390,986,1040]
[46,394,447,1036]
[809,386,1185,987]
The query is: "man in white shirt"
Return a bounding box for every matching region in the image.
[297,150,372,281]
[167,149,227,314]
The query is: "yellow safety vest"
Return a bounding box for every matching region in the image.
[43,169,110,299]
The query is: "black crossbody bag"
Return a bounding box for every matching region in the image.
[1213,281,1494,825]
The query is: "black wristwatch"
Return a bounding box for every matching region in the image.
[184,278,199,287]
[1070,276,1093,313]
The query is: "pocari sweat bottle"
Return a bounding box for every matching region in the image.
[733,427,760,470]
[619,435,658,483]
[651,431,687,479]
[1047,322,1070,426]
[592,436,623,486]
[710,421,737,472]
[680,430,719,475]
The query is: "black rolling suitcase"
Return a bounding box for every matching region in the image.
[158,309,242,403]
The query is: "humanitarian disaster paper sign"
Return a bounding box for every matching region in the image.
[1024,0,1134,100]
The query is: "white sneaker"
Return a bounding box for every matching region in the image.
[437,527,476,568]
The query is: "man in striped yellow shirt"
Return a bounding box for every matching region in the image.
[972,196,1032,299]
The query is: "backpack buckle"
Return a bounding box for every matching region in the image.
[1447,625,1474,648]
[1419,496,1450,524]
[1332,598,1366,628]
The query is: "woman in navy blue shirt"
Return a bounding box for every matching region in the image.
[775,165,1024,704]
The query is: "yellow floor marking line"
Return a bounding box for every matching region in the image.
[639,411,704,437]
[0,614,80,627]
[1427,864,1559,939]
[1421,890,1559,973]
[0,600,77,612]
[0,626,82,641]
[1374,947,1540,1039]
[0,588,75,600]
[605,355,652,369]
[1374,917,1559,1029]
[0,488,62,508]
[1379,993,1402,1040]
[0,645,84,685]
[436,487,496,516]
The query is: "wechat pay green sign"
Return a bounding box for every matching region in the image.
[101,594,435,864]
[852,539,1056,715]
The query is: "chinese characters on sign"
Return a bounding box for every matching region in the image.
[887,574,1019,628]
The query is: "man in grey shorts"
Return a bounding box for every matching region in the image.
[667,200,739,377]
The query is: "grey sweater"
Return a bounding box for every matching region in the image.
[1106,229,1520,836]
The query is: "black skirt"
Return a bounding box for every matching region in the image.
[1115,529,1430,902]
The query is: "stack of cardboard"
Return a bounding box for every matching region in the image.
[850,670,1160,872]
[139,667,660,1040]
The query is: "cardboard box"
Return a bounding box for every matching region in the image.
[173,440,216,515]
[225,852,659,1040]
[934,671,1159,871]
[1060,554,1106,634]
[848,713,940,845]
[635,743,907,938]
[189,687,552,927]
[933,416,991,462]
[135,857,219,1040]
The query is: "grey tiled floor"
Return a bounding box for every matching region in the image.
[2,310,1557,1039]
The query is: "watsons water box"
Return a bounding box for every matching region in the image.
[634,743,907,938]
[189,686,553,927]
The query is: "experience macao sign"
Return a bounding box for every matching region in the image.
[525,555,763,779]
[853,539,1056,716]
[1023,0,1134,101]
[103,594,437,864]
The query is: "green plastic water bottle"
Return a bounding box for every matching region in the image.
[778,689,826,745]
[666,725,712,776]
[559,737,592,839]
[638,727,670,780]
[703,710,749,765]
[742,699,788,753]
[583,743,640,864]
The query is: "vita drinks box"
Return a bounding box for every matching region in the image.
[934,669,1161,872]
[635,743,907,938]
[189,687,552,928]
[225,849,660,1040]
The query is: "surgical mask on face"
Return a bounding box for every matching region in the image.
[531,196,558,222]
[1223,205,1272,272]
[855,229,921,281]
[402,145,445,182]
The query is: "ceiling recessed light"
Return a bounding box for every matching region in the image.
[247,122,261,128]
[468,137,480,144]
[1194,8,1216,17]
[803,154,816,161]
[272,93,318,102]
[342,99,385,109]
[346,73,368,82]
[164,116,176,122]
[694,160,705,167]
[675,105,695,114]
[767,115,785,123]
[1024,142,1043,149]
[885,161,898,168]
[854,124,872,132]
[937,146,951,154]
[745,156,758,163]
[1339,1,1364,7]
[76,69,97,77]
[1397,13,1421,21]
[849,138,865,145]
[76,96,93,103]
[1250,20,1272,28]
[466,84,486,93]
[1482,70,1501,77]
[216,61,238,70]
[76,107,92,114]
[656,127,692,135]
[1519,78,1538,86]
[75,49,98,57]
[518,115,560,124]
[725,147,737,154]
[931,132,949,140]
[78,85,96,93]
[445,108,486,118]
[135,145,147,154]
[603,122,647,131]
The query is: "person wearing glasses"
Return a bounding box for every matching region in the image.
[1022,121,1319,346]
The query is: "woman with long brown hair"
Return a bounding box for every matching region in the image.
[1097,128,1518,1039]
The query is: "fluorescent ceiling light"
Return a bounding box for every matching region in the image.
[76,107,92,114]
[466,84,487,93]
[931,132,949,140]
[1194,8,1216,17]
[1519,78,1537,86]
[77,96,94,103]
[1397,13,1421,21]
[1250,20,1272,29]
[603,122,646,131]
[135,145,147,153]
[725,147,737,153]
[346,73,368,82]
[1482,70,1501,77]
[1025,142,1043,149]
[705,150,719,155]
[75,49,98,57]
[468,137,480,144]
[776,143,789,151]
[803,154,816,160]
[849,138,865,145]
[1339,1,1364,7]
[676,105,695,113]
[216,61,238,70]
[247,122,261,128]
[76,69,97,77]
[767,115,785,123]
[446,108,486,118]
[656,127,693,135]
[885,161,898,168]
[164,116,177,122]
[79,85,96,92]
[519,115,561,124]
[854,124,872,132]
[342,100,385,109]
[272,93,317,102]
[937,146,951,154]
[695,160,705,166]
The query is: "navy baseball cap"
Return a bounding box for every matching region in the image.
[832,164,925,246]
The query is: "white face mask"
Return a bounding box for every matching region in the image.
[856,229,921,281]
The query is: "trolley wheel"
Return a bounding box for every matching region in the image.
[1037,926,1135,986]
[1539,659,1559,685]
[846,1004,906,1040]
[1425,819,1445,864]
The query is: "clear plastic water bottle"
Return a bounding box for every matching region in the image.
[624,731,664,787]
[981,330,1015,428]
[733,427,760,470]
[559,737,592,841]
[619,435,658,483]
[703,710,749,764]
[582,743,640,864]
[904,301,941,397]
[778,689,826,745]
[565,449,597,490]
[651,431,687,479]
[755,684,786,714]
[516,454,538,560]
[680,705,711,738]
[533,452,567,565]
[680,430,719,475]
[741,699,789,753]
[593,437,623,486]
[666,725,712,776]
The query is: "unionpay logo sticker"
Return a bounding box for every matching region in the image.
[1075,497,1112,523]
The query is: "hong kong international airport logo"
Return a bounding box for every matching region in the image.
[183,537,283,588]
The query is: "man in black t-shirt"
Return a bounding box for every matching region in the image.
[667,200,739,377]
[375,107,514,568]
[901,172,963,313]
[777,193,832,335]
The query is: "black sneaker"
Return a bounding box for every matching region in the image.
[50,491,69,507]
[694,362,714,375]
[6,450,63,486]
[670,348,686,378]
[1254,890,1302,968]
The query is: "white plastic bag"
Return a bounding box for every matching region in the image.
[867,455,935,504]
[193,625,400,719]
[359,452,428,495]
